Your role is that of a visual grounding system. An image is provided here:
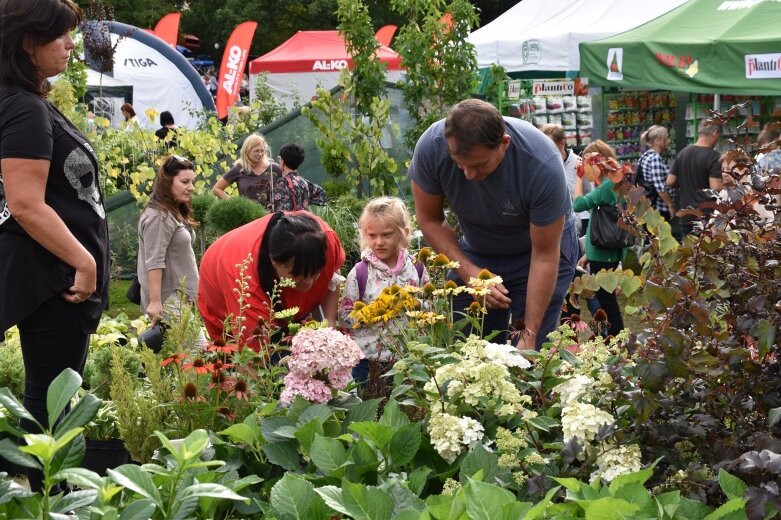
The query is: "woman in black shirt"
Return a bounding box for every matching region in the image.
[0,0,110,490]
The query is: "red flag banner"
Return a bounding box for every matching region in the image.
[154,12,180,47]
[374,25,397,47]
[216,21,257,119]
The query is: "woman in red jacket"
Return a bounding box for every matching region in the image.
[198,211,345,351]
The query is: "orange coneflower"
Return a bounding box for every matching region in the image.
[160,353,186,367]
[232,379,250,401]
[183,358,209,375]
[208,339,238,354]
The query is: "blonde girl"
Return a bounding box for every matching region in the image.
[339,197,429,383]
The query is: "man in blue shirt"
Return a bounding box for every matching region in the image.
[408,99,578,348]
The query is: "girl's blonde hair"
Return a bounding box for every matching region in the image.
[237,133,270,171]
[640,125,668,147]
[358,197,412,251]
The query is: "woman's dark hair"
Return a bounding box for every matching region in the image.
[0,0,82,95]
[279,143,305,170]
[120,102,135,118]
[146,155,196,226]
[160,110,175,127]
[258,212,327,297]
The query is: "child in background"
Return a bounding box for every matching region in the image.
[339,197,429,384]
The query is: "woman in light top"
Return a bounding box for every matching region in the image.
[137,155,198,324]
[212,133,282,211]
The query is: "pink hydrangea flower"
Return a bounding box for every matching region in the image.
[287,327,363,376]
[328,368,353,390]
[280,372,332,405]
[281,327,364,406]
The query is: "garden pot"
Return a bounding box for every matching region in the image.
[82,439,130,475]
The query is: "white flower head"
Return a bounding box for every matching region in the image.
[593,443,642,482]
[484,342,531,368]
[428,412,485,464]
[554,374,595,404]
[561,402,614,445]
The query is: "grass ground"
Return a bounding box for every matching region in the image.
[107,278,142,320]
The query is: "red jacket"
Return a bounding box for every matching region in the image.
[198,212,345,350]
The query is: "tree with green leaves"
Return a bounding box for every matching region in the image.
[390,0,480,150]
[302,0,401,197]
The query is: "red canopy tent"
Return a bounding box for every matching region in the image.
[248,30,404,108]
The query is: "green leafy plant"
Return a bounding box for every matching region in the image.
[192,191,218,257]
[303,72,401,197]
[83,400,120,441]
[0,329,24,400]
[0,368,102,516]
[109,347,169,463]
[336,0,388,114]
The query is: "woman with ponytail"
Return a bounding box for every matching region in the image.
[198,211,345,351]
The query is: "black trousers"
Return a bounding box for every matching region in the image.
[588,260,625,337]
[18,294,90,491]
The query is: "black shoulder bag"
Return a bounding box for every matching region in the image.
[590,204,635,250]
[126,275,141,305]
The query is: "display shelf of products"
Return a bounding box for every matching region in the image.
[603,91,677,162]
[686,94,762,141]
[501,78,593,148]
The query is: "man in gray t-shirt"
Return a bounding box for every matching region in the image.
[408,99,578,348]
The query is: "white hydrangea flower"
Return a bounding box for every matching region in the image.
[459,416,484,448]
[428,412,485,464]
[554,374,595,404]
[484,342,532,368]
[561,401,614,444]
[593,444,642,482]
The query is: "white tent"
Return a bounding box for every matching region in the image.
[83,69,133,129]
[469,0,689,74]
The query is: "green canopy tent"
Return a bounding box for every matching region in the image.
[579,0,781,96]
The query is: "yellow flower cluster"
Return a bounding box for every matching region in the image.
[349,285,420,326]
[405,310,446,327]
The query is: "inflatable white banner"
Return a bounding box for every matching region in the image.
[107,22,215,130]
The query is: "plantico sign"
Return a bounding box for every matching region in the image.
[745,53,781,79]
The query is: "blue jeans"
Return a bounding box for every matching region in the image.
[450,222,579,349]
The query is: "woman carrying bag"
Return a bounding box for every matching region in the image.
[137,155,201,350]
[572,140,626,337]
